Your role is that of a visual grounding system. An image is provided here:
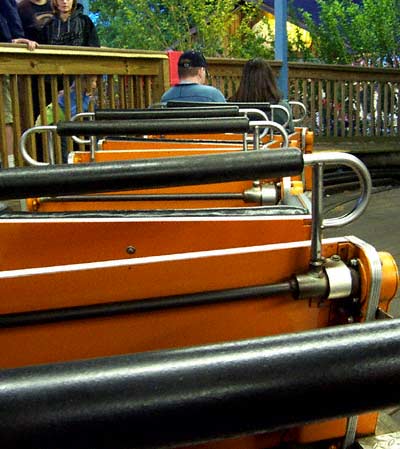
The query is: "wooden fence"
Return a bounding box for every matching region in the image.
[208,59,400,140]
[0,44,169,167]
[289,63,400,140]
[1,44,399,167]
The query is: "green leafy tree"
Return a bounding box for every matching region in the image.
[227,2,274,59]
[300,0,400,65]
[91,0,273,58]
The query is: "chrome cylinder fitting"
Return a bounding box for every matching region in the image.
[324,256,353,299]
[243,183,278,205]
[294,256,357,301]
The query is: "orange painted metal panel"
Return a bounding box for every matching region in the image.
[0,217,311,271]
[1,239,338,367]
[100,139,242,151]
[0,237,379,447]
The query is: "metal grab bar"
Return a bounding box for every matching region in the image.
[289,100,307,124]
[270,104,291,128]
[304,152,372,266]
[19,125,57,167]
[241,108,290,148]
[72,112,93,120]
[305,152,372,228]
[70,112,94,145]
[239,107,270,141]
[248,120,289,149]
[69,112,97,161]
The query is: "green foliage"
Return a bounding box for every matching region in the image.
[91,0,273,58]
[228,2,274,59]
[301,0,400,65]
[287,26,313,62]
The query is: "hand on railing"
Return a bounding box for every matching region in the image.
[11,38,38,51]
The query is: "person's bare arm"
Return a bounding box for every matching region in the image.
[12,38,38,51]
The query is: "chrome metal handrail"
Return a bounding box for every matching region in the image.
[289,100,307,124]
[304,152,372,266]
[19,125,57,167]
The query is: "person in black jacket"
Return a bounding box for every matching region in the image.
[40,0,100,47]
[38,0,99,162]
[18,0,53,42]
[1,0,37,49]
[18,1,53,126]
[1,0,38,168]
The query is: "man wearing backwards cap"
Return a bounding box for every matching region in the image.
[161,50,226,103]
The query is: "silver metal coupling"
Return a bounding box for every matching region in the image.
[243,182,279,205]
[293,255,359,301]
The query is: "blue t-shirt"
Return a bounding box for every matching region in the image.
[161,83,226,103]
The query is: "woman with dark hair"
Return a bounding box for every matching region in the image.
[40,0,100,47]
[230,57,293,132]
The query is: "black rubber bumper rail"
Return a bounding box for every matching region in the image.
[1,319,400,449]
[94,105,240,120]
[57,116,250,136]
[0,148,303,200]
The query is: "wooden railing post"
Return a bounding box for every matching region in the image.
[152,57,170,104]
[0,75,7,168]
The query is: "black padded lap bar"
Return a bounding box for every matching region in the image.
[230,101,273,110]
[165,101,279,122]
[0,149,303,200]
[57,116,249,136]
[167,100,273,112]
[95,106,240,120]
[2,319,400,449]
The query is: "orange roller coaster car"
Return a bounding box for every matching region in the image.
[1,148,399,449]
